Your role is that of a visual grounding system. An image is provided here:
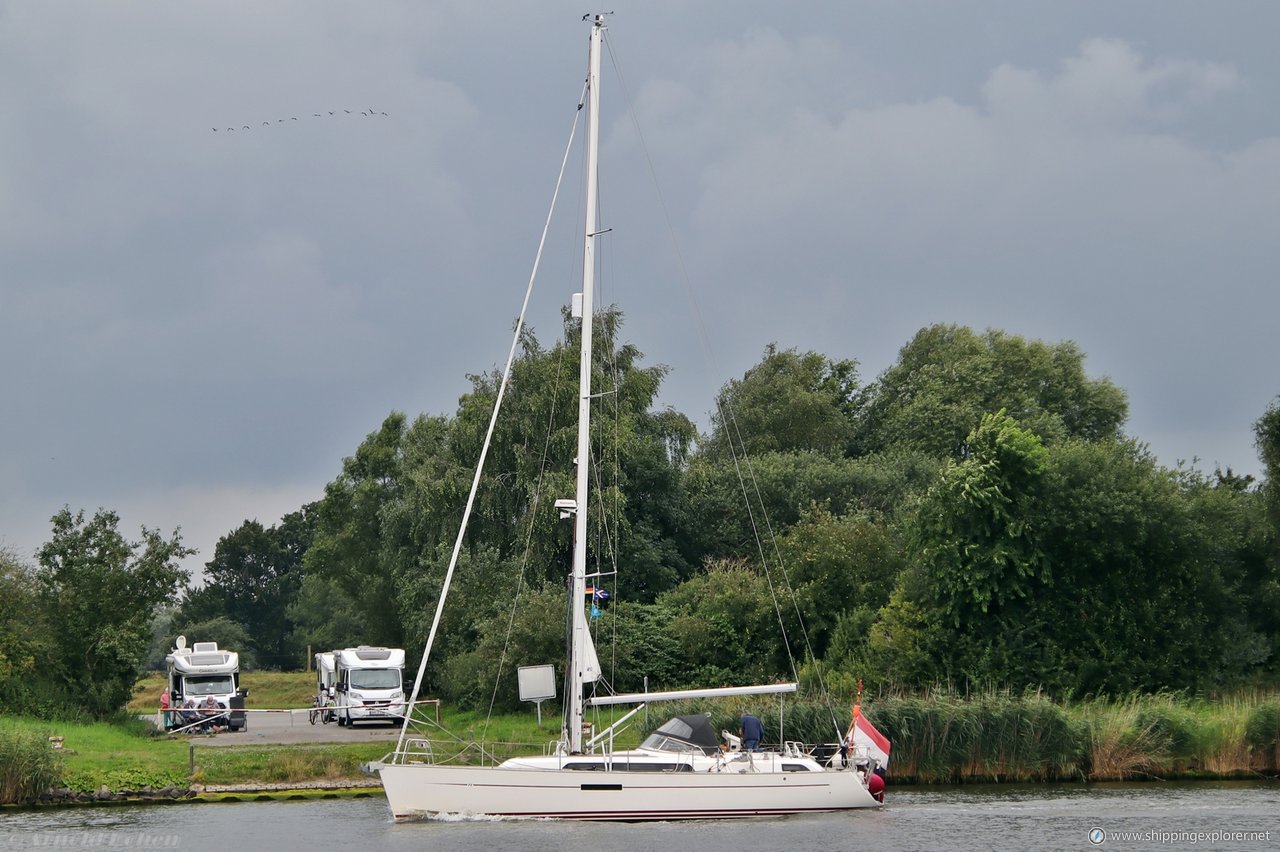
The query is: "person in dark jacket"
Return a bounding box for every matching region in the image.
[739,712,764,752]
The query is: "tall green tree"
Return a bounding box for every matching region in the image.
[914,411,1050,627]
[853,325,1128,458]
[0,547,51,712]
[181,507,315,668]
[169,616,259,669]
[701,344,859,460]
[655,558,790,686]
[680,449,938,564]
[773,506,907,663]
[1258,400,1280,521]
[868,412,1053,688]
[874,423,1262,693]
[306,414,409,648]
[302,308,693,673]
[1029,440,1241,692]
[1251,399,1280,667]
[435,581,566,711]
[36,508,190,717]
[285,574,367,657]
[383,310,695,608]
[1177,467,1274,678]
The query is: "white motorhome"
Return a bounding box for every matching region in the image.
[312,651,337,724]
[165,636,246,731]
[333,646,405,726]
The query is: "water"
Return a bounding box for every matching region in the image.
[3,783,1278,851]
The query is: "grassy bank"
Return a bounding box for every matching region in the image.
[6,680,1278,805]
[0,723,62,803]
[0,714,387,803]
[192,743,388,785]
[6,672,620,804]
[2,716,189,796]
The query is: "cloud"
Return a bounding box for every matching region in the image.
[1,479,322,582]
[672,35,1254,243]
[2,8,1276,573]
[625,32,1277,473]
[984,37,1239,131]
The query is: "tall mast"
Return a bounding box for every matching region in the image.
[566,13,605,755]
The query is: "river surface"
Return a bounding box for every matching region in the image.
[3,782,1277,851]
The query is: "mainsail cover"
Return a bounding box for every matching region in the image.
[579,624,601,685]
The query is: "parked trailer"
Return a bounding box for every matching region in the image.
[165,636,247,732]
[333,646,405,726]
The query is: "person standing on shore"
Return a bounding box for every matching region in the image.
[160,687,171,729]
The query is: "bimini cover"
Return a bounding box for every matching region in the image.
[641,715,721,755]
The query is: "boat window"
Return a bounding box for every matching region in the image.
[657,718,694,740]
[639,716,721,754]
[564,763,606,771]
[781,764,810,772]
[640,734,682,752]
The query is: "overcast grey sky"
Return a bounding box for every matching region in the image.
[3,1,1277,578]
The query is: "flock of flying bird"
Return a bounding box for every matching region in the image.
[212,109,389,131]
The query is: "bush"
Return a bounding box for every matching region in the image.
[1133,701,1199,768]
[0,678,86,722]
[1085,695,1206,780]
[774,690,1083,783]
[0,724,63,804]
[1245,700,1280,770]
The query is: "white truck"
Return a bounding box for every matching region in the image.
[332,646,405,726]
[165,636,247,732]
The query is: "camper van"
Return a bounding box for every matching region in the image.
[165,636,246,731]
[332,646,405,726]
[311,651,337,724]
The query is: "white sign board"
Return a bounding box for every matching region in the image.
[518,664,556,702]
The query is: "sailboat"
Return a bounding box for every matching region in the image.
[377,15,888,821]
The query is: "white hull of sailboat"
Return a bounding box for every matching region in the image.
[379,763,880,821]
